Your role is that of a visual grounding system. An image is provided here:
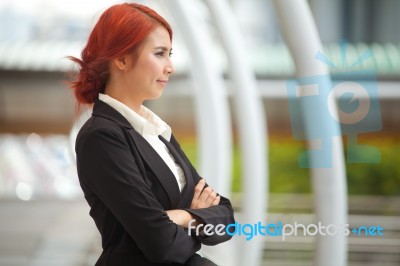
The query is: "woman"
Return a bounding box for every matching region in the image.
[68,3,235,265]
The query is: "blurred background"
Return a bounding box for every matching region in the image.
[0,0,399,265]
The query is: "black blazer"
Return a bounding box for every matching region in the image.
[75,99,235,265]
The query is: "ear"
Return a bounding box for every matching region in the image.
[112,55,129,71]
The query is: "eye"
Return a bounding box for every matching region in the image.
[155,50,173,58]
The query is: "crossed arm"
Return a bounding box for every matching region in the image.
[166,178,220,227]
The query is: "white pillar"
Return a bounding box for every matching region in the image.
[204,0,268,265]
[272,1,348,266]
[165,0,232,196]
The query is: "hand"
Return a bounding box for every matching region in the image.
[165,209,198,228]
[190,179,220,209]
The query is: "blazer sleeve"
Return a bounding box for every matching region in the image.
[170,136,236,246]
[76,125,200,264]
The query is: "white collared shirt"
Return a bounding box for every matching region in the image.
[99,93,186,192]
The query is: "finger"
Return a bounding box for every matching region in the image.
[211,195,221,206]
[193,179,206,200]
[205,190,218,205]
[198,186,213,203]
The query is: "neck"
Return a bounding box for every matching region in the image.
[104,85,142,114]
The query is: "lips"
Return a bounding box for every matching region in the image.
[157,80,168,86]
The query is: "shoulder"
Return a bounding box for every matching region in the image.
[76,116,127,150]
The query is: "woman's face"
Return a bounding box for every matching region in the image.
[125,26,174,104]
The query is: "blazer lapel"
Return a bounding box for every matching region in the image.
[159,135,195,209]
[127,130,181,209]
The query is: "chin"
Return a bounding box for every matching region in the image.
[147,92,163,101]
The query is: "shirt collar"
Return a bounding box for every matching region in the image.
[98,93,171,140]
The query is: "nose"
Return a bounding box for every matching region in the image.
[165,58,175,75]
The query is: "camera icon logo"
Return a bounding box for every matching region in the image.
[287,41,382,168]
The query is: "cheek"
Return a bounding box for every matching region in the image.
[133,56,163,85]
[146,58,163,74]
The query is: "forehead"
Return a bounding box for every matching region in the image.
[143,26,172,49]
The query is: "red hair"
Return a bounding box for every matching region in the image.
[68,3,172,107]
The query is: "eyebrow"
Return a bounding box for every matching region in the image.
[154,46,173,52]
